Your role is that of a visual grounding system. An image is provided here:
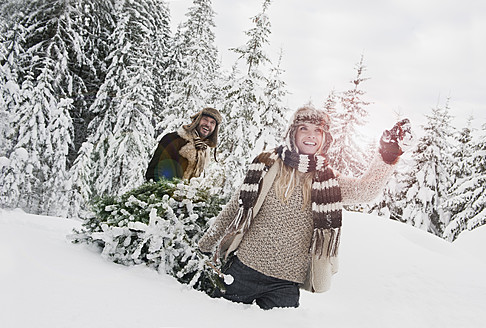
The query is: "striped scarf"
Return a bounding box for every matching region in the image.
[219,145,342,260]
[193,130,208,150]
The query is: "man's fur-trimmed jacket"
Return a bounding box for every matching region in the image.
[199,152,395,293]
[146,126,210,181]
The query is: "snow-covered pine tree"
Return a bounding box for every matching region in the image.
[0,0,84,215]
[231,0,272,74]
[448,116,474,190]
[401,99,456,236]
[64,0,118,218]
[218,0,288,192]
[159,0,221,135]
[366,154,416,221]
[67,0,117,168]
[217,65,260,192]
[257,49,289,153]
[150,1,171,132]
[74,0,170,203]
[71,177,227,296]
[67,141,94,218]
[43,97,74,216]
[1,4,33,207]
[443,120,486,241]
[5,74,52,213]
[0,15,26,209]
[156,25,185,132]
[0,8,23,157]
[328,54,371,177]
[323,89,338,119]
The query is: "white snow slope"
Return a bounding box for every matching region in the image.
[1,208,485,328]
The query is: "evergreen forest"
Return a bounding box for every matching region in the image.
[1,0,484,243]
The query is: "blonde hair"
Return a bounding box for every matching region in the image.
[274,160,313,209]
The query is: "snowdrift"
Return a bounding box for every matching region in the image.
[1,208,485,328]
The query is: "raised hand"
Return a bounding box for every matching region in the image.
[379,118,413,164]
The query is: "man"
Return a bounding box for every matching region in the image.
[145,107,223,182]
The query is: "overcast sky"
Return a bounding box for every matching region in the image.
[168,0,486,135]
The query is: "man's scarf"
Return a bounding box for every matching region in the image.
[193,130,208,150]
[218,145,342,260]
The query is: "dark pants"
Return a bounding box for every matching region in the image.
[217,256,300,310]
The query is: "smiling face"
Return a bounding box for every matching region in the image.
[294,122,325,155]
[196,115,217,138]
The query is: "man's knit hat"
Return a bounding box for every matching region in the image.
[182,107,223,148]
[285,105,333,154]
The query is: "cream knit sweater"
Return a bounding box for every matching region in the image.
[199,153,395,284]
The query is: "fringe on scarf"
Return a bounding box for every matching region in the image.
[227,207,253,233]
[310,227,341,258]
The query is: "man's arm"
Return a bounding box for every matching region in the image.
[145,132,186,181]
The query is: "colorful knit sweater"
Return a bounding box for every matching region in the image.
[198,152,395,285]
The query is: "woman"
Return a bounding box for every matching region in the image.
[198,105,412,309]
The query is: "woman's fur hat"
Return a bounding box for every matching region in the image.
[182,107,222,148]
[285,105,333,154]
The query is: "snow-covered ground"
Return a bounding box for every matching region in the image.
[1,208,485,328]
